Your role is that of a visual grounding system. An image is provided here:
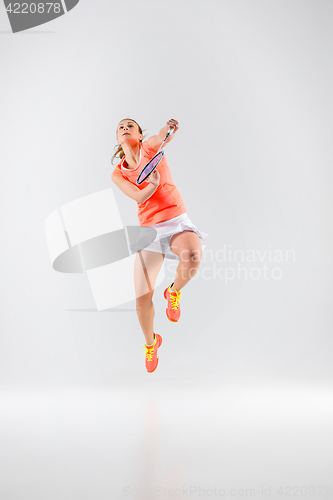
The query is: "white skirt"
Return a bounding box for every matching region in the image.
[138,212,208,260]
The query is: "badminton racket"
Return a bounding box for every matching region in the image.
[136,128,174,185]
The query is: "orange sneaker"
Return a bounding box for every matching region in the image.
[142,333,163,373]
[163,282,182,322]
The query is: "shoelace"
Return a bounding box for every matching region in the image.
[142,344,155,361]
[169,287,182,310]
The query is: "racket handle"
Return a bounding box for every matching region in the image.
[156,128,174,155]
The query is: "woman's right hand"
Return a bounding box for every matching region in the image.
[147,169,160,187]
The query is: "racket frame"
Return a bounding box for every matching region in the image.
[136,128,173,185]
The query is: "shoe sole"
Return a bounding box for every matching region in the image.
[164,288,180,322]
[148,361,158,373]
[147,336,162,373]
[167,316,178,322]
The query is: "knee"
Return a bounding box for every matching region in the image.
[191,248,202,264]
[136,292,153,309]
[179,248,202,264]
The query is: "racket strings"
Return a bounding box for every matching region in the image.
[137,151,164,184]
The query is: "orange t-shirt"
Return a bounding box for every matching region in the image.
[111,140,187,226]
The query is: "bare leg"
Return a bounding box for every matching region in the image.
[169,230,202,292]
[134,250,165,345]
[136,293,155,346]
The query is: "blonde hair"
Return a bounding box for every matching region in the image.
[111,118,146,165]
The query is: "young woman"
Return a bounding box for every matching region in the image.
[111,118,208,373]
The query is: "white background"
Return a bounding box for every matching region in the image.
[1,1,332,498]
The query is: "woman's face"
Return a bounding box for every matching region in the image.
[117,120,143,146]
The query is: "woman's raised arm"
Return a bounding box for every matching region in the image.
[148,118,179,151]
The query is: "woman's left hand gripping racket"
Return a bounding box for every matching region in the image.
[136,128,174,185]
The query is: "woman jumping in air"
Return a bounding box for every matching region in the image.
[111,118,208,373]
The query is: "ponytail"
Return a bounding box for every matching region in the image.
[111,143,125,165]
